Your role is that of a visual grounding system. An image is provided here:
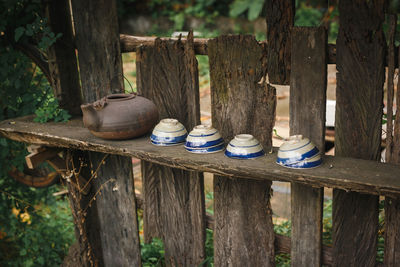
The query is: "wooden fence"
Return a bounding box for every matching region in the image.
[2,0,400,266]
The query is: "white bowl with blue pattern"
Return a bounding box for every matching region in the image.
[151,118,187,146]
[225,134,265,159]
[185,125,224,153]
[277,135,322,168]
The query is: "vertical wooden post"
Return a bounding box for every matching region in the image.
[265,0,295,85]
[70,0,142,266]
[289,27,327,267]
[333,0,385,266]
[136,33,206,266]
[384,14,400,267]
[208,35,276,266]
[45,0,81,115]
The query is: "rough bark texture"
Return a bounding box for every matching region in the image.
[120,34,338,64]
[385,15,400,267]
[385,15,396,163]
[333,1,385,266]
[136,33,206,266]
[208,35,276,266]
[134,193,335,266]
[71,0,123,103]
[88,152,141,266]
[393,46,400,163]
[70,0,142,266]
[65,150,98,266]
[289,27,327,267]
[265,0,295,85]
[385,196,400,266]
[45,0,82,115]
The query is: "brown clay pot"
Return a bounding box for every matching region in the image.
[81,93,159,140]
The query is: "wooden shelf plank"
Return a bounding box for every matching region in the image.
[1,116,400,196]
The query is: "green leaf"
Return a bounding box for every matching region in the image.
[20,248,27,256]
[14,27,25,42]
[248,0,264,21]
[37,256,45,265]
[229,0,250,17]
[0,138,7,147]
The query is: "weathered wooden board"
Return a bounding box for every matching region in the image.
[208,35,276,266]
[385,15,400,267]
[45,0,81,115]
[70,0,142,266]
[71,0,123,103]
[265,0,294,85]
[136,33,206,266]
[289,27,327,267]
[333,0,385,266]
[2,116,400,196]
[120,34,339,65]
[88,152,141,266]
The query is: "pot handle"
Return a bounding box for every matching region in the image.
[93,97,107,110]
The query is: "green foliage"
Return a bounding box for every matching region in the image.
[0,1,74,265]
[229,0,264,21]
[34,95,71,123]
[0,191,75,266]
[294,3,323,27]
[141,238,165,266]
[14,16,62,50]
[204,229,214,266]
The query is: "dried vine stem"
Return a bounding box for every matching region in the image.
[80,154,108,193]
[82,178,116,214]
[65,150,95,266]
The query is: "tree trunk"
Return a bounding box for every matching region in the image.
[45,0,82,115]
[265,0,295,85]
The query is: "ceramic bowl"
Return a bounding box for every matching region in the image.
[276,135,322,168]
[225,134,265,159]
[185,125,224,153]
[151,118,187,146]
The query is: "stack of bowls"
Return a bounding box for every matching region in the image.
[184,125,224,154]
[150,118,187,146]
[276,135,322,169]
[225,134,265,159]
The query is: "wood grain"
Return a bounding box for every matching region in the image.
[45,0,82,115]
[136,33,206,266]
[385,15,396,163]
[138,192,335,266]
[385,15,400,267]
[70,0,142,265]
[333,1,385,266]
[265,0,294,85]
[120,34,338,65]
[289,27,327,267]
[2,117,400,197]
[208,35,276,266]
[71,0,124,103]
